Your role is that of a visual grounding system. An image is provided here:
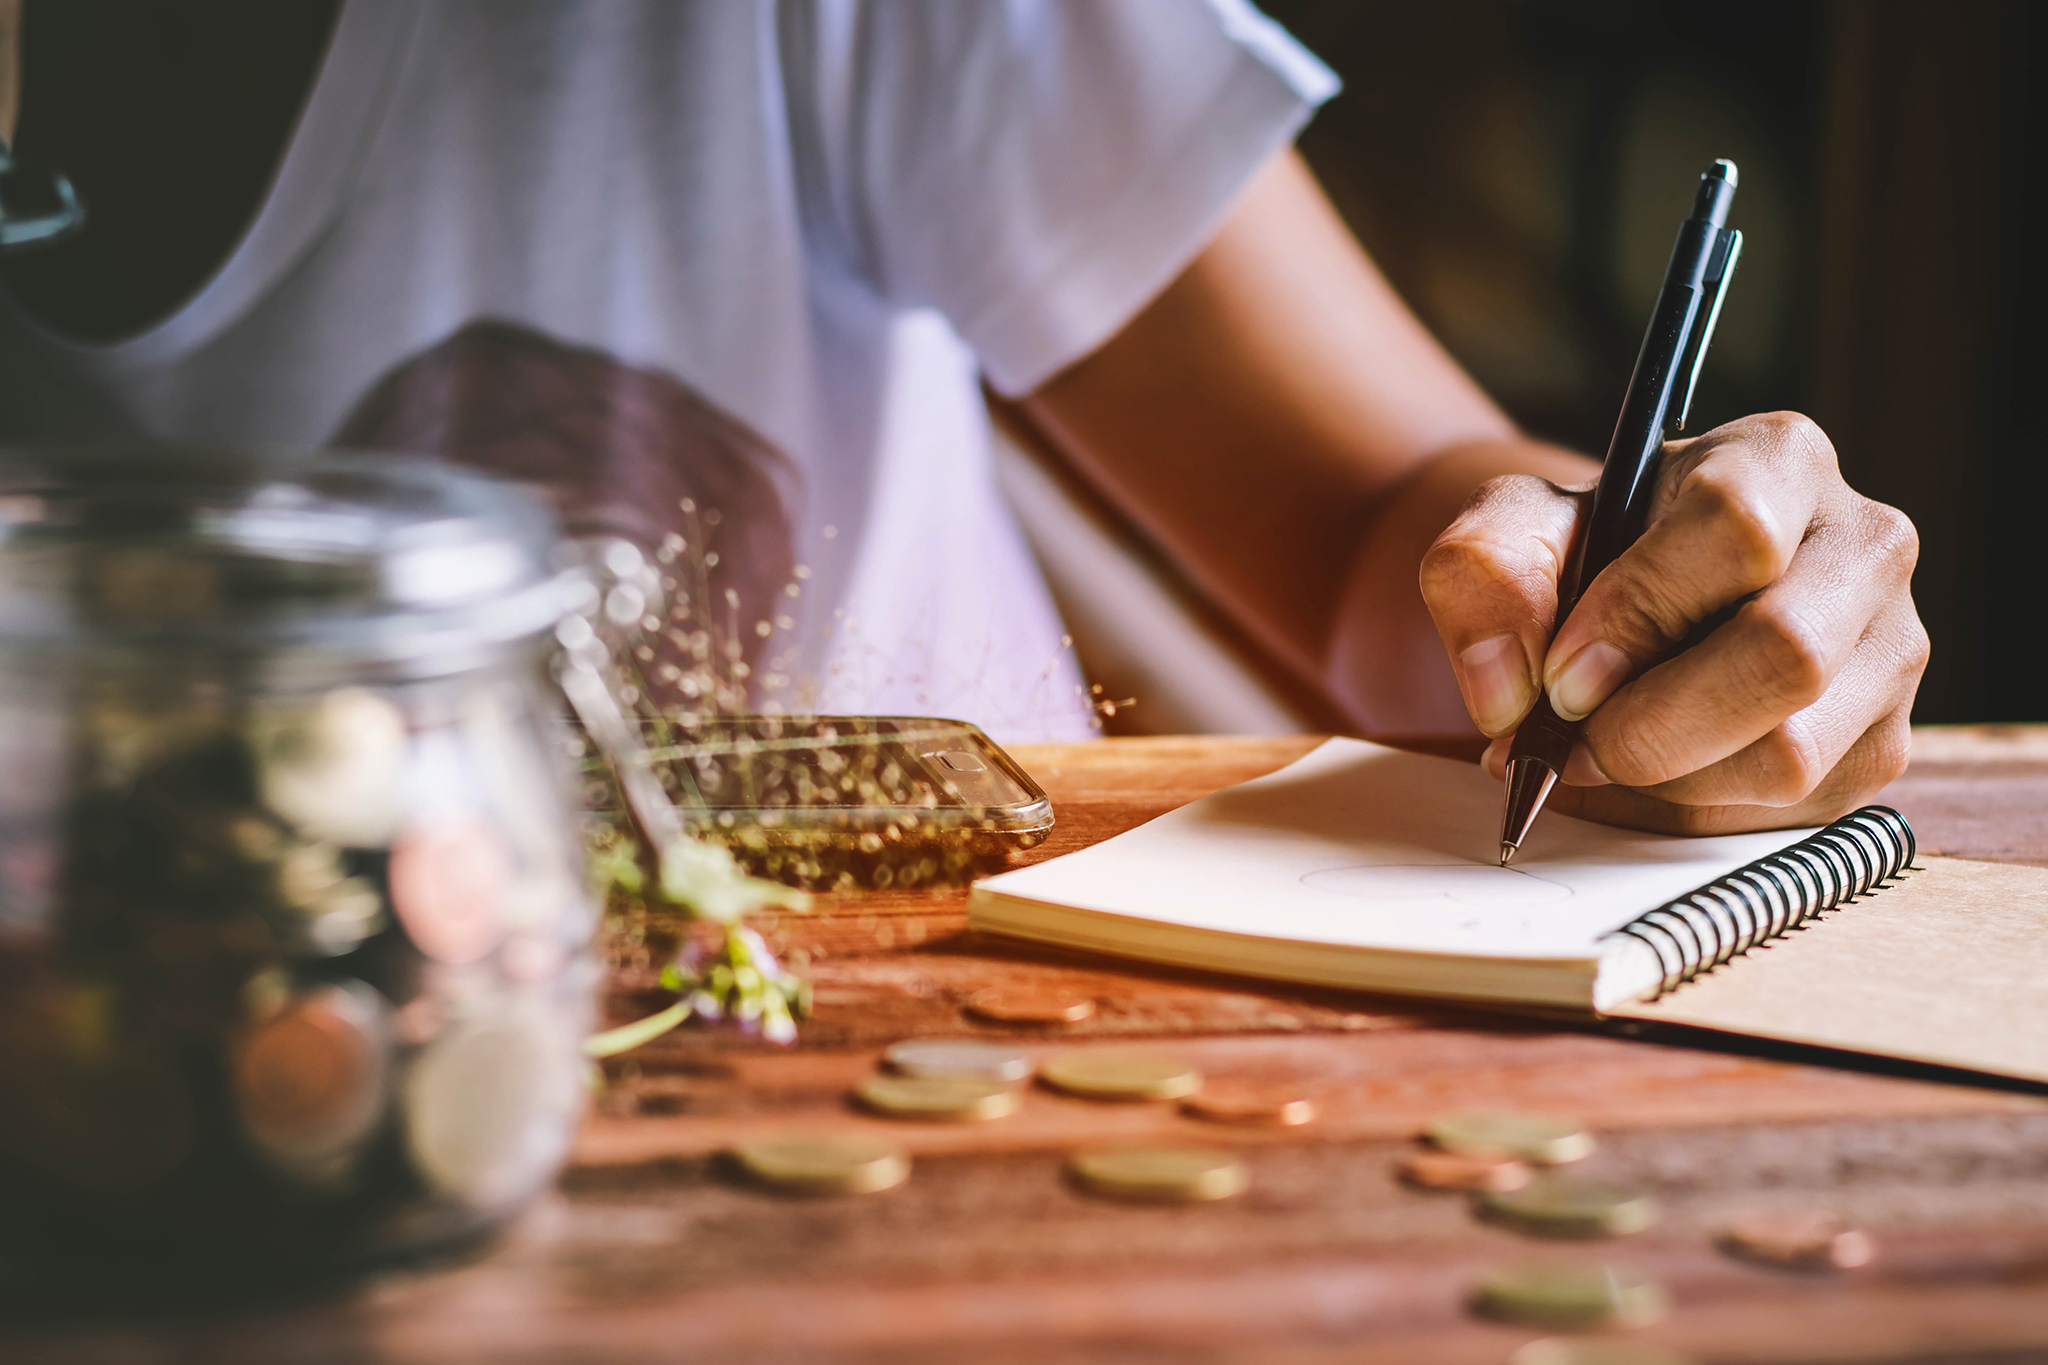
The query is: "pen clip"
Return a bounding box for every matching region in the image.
[1672,227,1742,432]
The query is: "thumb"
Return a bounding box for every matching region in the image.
[1419,474,1588,736]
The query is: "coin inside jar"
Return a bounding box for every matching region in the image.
[1510,1338,1696,1365]
[404,1009,579,1209]
[855,1073,1018,1122]
[966,987,1095,1025]
[1715,1209,1877,1271]
[388,818,512,964]
[883,1039,1034,1083]
[1471,1261,1669,1329]
[734,1131,911,1195]
[1479,1176,1661,1238]
[232,983,385,1167]
[1397,1149,1532,1193]
[1041,1050,1200,1101]
[251,687,410,848]
[1179,1080,1315,1126]
[1425,1109,1595,1164]
[1068,1147,1248,1203]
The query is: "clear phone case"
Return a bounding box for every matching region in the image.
[625,715,1054,888]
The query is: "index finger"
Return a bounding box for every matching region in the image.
[1543,415,1829,721]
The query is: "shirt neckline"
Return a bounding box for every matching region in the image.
[8,0,419,370]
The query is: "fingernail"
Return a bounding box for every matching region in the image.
[1459,635,1534,735]
[1562,743,1610,787]
[1548,641,1632,721]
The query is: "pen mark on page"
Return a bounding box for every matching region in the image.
[1299,861,1574,910]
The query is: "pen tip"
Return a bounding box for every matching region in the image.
[1499,842,1516,867]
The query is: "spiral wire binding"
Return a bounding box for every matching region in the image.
[1605,805,1916,997]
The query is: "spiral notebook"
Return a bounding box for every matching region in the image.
[969,738,2048,1085]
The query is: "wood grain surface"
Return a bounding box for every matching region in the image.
[12,728,2048,1365]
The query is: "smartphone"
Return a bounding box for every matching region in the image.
[628,715,1054,888]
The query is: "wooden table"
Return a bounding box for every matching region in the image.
[15,729,2048,1364]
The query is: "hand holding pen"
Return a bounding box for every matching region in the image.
[1419,161,1928,851]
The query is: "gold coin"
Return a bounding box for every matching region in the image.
[1716,1209,1877,1271]
[1180,1081,1315,1127]
[1511,1339,1695,1365]
[733,1131,911,1195]
[1425,1109,1595,1164]
[1040,1050,1200,1101]
[1397,1149,1532,1193]
[883,1039,1034,1083]
[966,987,1095,1025]
[855,1073,1019,1122]
[1480,1176,1660,1238]
[1068,1147,1248,1203]
[1471,1261,1669,1329]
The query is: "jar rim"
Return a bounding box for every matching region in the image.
[0,443,587,673]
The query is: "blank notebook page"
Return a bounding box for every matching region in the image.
[971,737,1808,1005]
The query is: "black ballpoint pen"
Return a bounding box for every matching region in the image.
[1497,159,1743,864]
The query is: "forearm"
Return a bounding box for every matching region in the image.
[1322,437,1595,736]
[1025,149,1525,707]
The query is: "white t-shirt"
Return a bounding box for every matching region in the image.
[0,0,1335,742]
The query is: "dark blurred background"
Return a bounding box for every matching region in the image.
[1263,0,2047,724]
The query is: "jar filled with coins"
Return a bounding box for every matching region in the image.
[0,446,596,1292]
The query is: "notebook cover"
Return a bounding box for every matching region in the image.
[1610,855,2048,1086]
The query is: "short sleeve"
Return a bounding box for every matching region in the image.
[783,0,1339,397]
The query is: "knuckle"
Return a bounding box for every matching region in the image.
[1418,535,1492,611]
[1769,410,1838,471]
[1455,473,1556,523]
[1468,472,1530,504]
[1620,594,1695,654]
[1750,720,1828,806]
[1736,598,1832,709]
[1421,483,1567,615]
[1860,499,1920,578]
[1587,725,1683,791]
[1678,466,1792,588]
[1902,613,1932,678]
[1586,557,1703,653]
[1869,712,1913,788]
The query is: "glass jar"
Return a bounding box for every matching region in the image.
[0,445,595,1291]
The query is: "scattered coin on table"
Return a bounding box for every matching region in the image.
[1041,1049,1201,1101]
[1425,1108,1595,1164]
[1068,1147,1248,1203]
[856,1073,1019,1122]
[1396,1149,1532,1193]
[1471,1261,1669,1329]
[1715,1209,1877,1271]
[733,1131,912,1195]
[1479,1175,1660,1238]
[1510,1338,1695,1365]
[966,986,1096,1025]
[883,1039,1034,1083]
[1180,1080,1315,1126]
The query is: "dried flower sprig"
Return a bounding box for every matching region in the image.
[660,924,810,1046]
[565,534,816,1059]
[581,810,813,1058]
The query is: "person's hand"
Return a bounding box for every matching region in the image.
[1419,412,1927,834]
